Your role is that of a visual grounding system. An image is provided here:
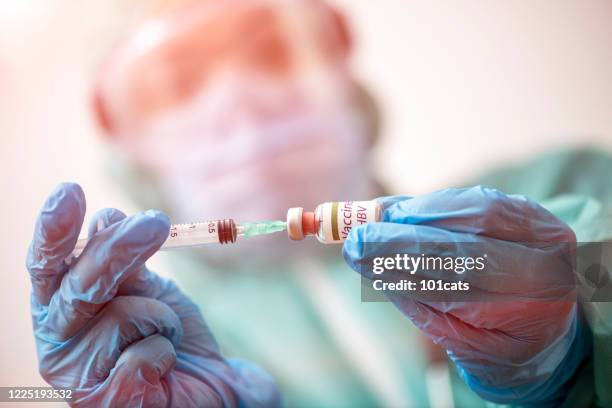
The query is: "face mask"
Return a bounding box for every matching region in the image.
[115,74,373,263]
[119,74,372,221]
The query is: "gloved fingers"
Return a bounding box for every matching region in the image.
[344,221,480,282]
[79,296,182,381]
[404,298,574,343]
[116,334,176,387]
[26,183,86,306]
[64,208,205,352]
[87,207,127,237]
[115,265,175,303]
[85,208,171,301]
[113,267,222,356]
[84,219,218,356]
[388,296,534,365]
[344,222,576,299]
[78,335,175,408]
[42,210,170,340]
[375,195,411,210]
[384,186,575,243]
[392,295,582,401]
[120,270,207,322]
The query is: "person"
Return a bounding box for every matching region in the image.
[88,1,433,406]
[25,0,611,406]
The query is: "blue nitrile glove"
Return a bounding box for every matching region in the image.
[26,183,280,407]
[343,186,592,406]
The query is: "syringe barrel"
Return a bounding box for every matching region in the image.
[164,219,237,248]
[67,218,237,263]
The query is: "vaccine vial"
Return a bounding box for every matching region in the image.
[287,201,382,244]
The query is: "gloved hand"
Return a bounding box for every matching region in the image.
[26,183,280,407]
[343,186,592,406]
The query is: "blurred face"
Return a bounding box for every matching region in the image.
[94,0,375,223]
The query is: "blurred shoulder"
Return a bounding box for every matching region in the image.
[470,147,612,202]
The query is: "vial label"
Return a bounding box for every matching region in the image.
[319,201,380,243]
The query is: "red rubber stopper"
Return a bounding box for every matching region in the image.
[302,211,317,236]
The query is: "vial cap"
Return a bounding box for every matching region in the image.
[287,207,305,240]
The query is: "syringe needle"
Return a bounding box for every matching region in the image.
[238,220,287,237]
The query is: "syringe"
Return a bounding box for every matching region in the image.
[66,219,286,263]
